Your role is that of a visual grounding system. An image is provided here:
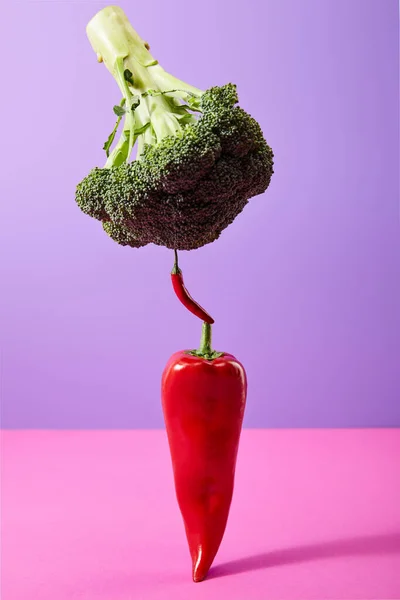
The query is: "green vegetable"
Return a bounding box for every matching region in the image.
[76,5,274,250]
[103,98,126,156]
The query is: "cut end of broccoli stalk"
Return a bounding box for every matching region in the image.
[86,5,157,73]
[87,5,204,168]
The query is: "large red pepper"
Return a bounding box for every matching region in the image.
[162,321,247,582]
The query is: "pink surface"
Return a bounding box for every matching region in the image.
[1,430,399,600]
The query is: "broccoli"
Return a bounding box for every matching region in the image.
[76,6,274,250]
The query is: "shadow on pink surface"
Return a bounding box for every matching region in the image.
[209,532,400,579]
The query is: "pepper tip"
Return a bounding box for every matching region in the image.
[192,553,210,583]
[192,569,207,583]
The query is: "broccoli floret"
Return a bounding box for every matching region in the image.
[75,6,274,250]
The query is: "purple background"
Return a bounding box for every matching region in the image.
[1,0,399,429]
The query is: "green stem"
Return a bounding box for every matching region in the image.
[172,249,180,275]
[199,322,213,356]
[87,6,205,167]
[115,57,135,158]
[188,322,224,361]
[150,68,204,100]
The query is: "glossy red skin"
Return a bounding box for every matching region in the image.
[161,350,247,582]
[171,272,215,325]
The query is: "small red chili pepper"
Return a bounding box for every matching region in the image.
[162,322,247,582]
[171,250,214,325]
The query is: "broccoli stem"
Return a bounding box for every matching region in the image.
[86,6,159,75]
[87,6,204,166]
[114,57,136,159]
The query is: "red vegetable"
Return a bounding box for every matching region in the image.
[171,250,214,325]
[162,322,247,582]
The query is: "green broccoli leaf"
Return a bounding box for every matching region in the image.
[113,105,126,117]
[124,69,134,85]
[187,96,202,112]
[131,97,141,112]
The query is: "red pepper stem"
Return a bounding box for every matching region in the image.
[199,322,213,356]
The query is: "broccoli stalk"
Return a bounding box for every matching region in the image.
[76,5,274,251]
[87,6,203,166]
